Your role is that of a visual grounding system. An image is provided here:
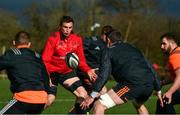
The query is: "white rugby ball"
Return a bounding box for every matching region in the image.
[65,52,79,69]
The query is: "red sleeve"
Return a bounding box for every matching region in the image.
[42,35,56,72]
[76,37,91,73]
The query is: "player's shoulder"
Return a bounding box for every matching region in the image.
[71,33,81,38]
[70,33,83,42]
[48,31,60,40]
[28,49,41,59]
[170,47,180,56]
[7,47,22,55]
[84,36,101,43]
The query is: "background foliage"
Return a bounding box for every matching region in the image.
[0,0,180,66]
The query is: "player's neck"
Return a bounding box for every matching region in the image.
[16,45,30,49]
[170,44,178,54]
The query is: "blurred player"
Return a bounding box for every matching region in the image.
[156,33,180,114]
[69,25,113,114]
[0,31,51,114]
[81,30,163,114]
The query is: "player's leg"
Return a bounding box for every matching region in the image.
[0,99,25,114]
[26,103,45,114]
[93,83,147,114]
[68,72,92,114]
[93,88,124,114]
[57,71,89,114]
[64,77,89,114]
[132,101,149,114]
[0,99,45,114]
[132,85,153,115]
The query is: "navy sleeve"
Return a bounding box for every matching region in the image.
[145,59,161,91]
[83,37,91,51]
[41,62,51,94]
[93,48,112,92]
[0,51,11,70]
[153,73,161,91]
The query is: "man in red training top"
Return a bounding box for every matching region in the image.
[42,16,97,108]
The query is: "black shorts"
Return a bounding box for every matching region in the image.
[50,71,83,95]
[112,83,153,103]
[77,70,93,93]
[0,99,45,114]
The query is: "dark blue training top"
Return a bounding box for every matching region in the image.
[93,41,161,92]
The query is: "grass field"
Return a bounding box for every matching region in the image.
[0,78,179,114]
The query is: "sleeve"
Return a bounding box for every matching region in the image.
[83,37,91,51]
[153,72,161,91]
[169,54,180,70]
[145,59,161,91]
[41,62,52,94]
[77,37,91,73]
[42,36,56,72]
[93,48,112,92]
[0,51,11,70]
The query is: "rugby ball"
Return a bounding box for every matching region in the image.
[65,52,79,69]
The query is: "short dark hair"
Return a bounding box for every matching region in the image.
[107,30,122,42]
[14,31,31,45]
[60,16,74,26]
[101,25,113,35]
[160,32,179,45]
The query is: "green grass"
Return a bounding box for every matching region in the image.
[0,79,179,114]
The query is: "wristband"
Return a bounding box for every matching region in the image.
[90,91,99,98]
[157,90,162,95]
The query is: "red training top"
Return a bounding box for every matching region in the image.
[42,31,91,74]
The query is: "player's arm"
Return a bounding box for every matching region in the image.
[77,37,91,72]
[41,62,52,94]
[166,68,180,95]
[90,48,112,98]
[163,54,180,104]
[0,51,11,70]
[80,48,111,109]
[42,35,56,70]
[145,59,161,92]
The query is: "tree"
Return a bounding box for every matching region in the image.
[0,10,22,49]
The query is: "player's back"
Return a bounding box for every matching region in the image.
[109,42,154,86]
[83,36,106,68]
[0,48,45,93]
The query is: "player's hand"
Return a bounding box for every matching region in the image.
[156,91,164,107]
[44,94,56,109]
[163,91,172,104]
[87,69,97,82]
[80,96,94,110]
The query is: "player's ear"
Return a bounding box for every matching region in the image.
[13,40,16,46]
[28,42,31,48]
[107,38,111,47]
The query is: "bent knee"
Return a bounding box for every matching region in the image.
[74,86,88,98]
[94,100,107,110]
[98,93,116,109]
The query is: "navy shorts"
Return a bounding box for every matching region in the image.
[0,99,45,114]
[112,83,153,103]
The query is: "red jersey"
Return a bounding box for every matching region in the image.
[42,31,91,74]
[167,47,180,81]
